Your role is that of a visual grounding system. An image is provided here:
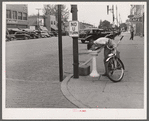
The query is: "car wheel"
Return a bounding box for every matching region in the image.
[81,40,85,43]
[9,38,13,41]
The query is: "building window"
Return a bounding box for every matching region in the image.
[12,11,17,19]
[23,13,27,20]
[51,21,53,25]
[6,10,11,19]
[18,12,22,20]
[54,21,55,25]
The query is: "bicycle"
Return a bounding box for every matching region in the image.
[105,36,124,82]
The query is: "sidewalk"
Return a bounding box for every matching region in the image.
[61,33,145,108]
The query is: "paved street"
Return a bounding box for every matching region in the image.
[5,36,89,108]
[5,32,145,108]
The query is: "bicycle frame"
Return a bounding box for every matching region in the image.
[106,36,124,62]
[106,52,116,62]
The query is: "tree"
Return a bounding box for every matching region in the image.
[120,23,127,31]
[98,20,110,29]
[98,19,102,28]
[43,4,69,22]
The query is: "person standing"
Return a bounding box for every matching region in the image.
[130,26,134,40]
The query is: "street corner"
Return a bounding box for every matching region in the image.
[61,72,111,108]
[61,74,89,108]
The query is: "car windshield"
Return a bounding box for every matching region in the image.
[79,30,90,34]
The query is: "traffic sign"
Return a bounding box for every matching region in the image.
[130,17,143,22]
[69,21,79,37]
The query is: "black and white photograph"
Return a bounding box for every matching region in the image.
[2,1,147,119]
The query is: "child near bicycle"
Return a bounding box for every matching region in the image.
[90,34,118,76]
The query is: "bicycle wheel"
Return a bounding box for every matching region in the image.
[106,57,124,82]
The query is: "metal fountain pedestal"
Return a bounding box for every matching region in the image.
[88,50,100,77]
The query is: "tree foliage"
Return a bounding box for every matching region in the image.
[98,20,110,29]
[43,4,69,22]
[120,23,127,30]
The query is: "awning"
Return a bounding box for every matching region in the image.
[51,26,58,30]
[128,15,134,18]
[7,28,22,32]
[40,26,48,31]
[133,14,143,18]
[129,14,143,22]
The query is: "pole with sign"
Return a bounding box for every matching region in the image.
[58,5,63,82]
[70,5,79,78]
[69,21,79,37]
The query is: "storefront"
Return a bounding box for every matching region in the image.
[130,14,144,36]
[6,4,28,29]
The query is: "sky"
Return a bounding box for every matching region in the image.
[27,2,132,27]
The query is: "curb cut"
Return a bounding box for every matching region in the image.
[61,74,89,108]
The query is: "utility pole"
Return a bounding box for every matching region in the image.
[116,5,118,26]
[112,5,114,26]
[71,5,79,78]
[107,5,115,39]
[58,5,63,82]
[36,8,41,29]
[119,13,122,24]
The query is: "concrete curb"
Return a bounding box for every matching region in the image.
[61,74,89,108]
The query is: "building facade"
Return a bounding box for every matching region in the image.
[129,5,144,36]
[79,22,94,30]
[28,15,58,31]
[6,4,28,29]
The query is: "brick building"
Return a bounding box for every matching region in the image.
[6,4,28,29]
[28,15,58,31]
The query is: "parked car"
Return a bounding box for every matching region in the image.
[29,31,40,39]
[40,31,51,38]
[6,28,21,41]
[6,30,16,41]
[49,31,58,37]
[78,28,109,43]
[22,29,39,39]
[15,31,31,40]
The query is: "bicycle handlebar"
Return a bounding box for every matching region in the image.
[120,36,124,40]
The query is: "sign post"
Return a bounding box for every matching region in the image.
[70,5,79,78]
[58,5,63,82]
[69,21,79,37]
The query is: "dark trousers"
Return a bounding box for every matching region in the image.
[103,58,108,74]
[130,32,134,40]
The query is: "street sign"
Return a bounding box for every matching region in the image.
[69,21,79,37]
[130,17,143,22]
[7,19,18,23]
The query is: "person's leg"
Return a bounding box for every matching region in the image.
[102,58,107,76]
[130,33,132,40]
[132,32,134,40]
[131,32,133,40]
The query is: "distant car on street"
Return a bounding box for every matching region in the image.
[6,31,16,41]
[6,28,21,41]
[49,31,58,37]
[40,31,51,38]
[22,29,40,39]
[78,28,109,43]
[15,31,31,40]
